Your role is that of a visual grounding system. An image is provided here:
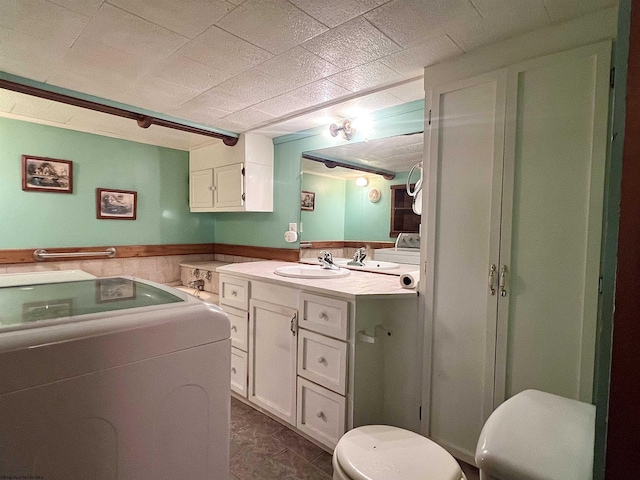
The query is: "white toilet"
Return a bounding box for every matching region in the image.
[332,390,595,480]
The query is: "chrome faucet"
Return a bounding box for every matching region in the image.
[187,279,205,290]
[318,250,338,270]
[347,247,367,267]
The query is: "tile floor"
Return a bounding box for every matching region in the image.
[230,396,480,480]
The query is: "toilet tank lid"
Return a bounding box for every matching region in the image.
[475,390,595,480]
[335,425,462,480]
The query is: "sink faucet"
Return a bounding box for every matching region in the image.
[187,279,205,291]
[347,247,367,267]
[318,250,338,270]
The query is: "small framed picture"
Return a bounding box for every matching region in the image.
[96,188,137,220]
[22,155,73,193]
[95,278,136,303]
[301,190,315,211]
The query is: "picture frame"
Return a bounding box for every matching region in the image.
[301,190,315,211]
[96,188,137,220]
[22,155,73,193]
[95,278,137,303]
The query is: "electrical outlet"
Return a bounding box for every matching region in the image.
[288,223,297,232]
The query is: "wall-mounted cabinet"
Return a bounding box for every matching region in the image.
[189,133,274,212]
[390,184,420,237]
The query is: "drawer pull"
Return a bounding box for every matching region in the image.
[317,356,325,364]
[231,325,237,332]
[231,367,236,374]
[316,411,324,419]
[318,311,328,320]
[231,290,238,297]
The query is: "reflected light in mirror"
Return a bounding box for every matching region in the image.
[356,177,369,187]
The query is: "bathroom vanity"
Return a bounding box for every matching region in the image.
[217,261,420,450]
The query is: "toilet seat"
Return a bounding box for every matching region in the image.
[334,425,464,480]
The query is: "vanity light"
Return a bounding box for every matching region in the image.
[356,177,369,187]
[329,119,356,140]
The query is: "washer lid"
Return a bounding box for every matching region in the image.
[335,426,462,480]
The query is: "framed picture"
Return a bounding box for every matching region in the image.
[95,278,136,303]
[22,299,73,323]
[301,190,315,211]
[22,155,73,193]
[96,188,137,220]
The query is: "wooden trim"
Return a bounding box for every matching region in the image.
[0,243,215,264]
[299,241,395,249]
[213,244,299,262]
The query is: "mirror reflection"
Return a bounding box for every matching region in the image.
[300,132,424,245]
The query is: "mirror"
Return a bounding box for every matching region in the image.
[300,132,423,244]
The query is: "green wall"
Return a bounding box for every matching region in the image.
[0,117,215,249]
[213,100,425,248]
[301,173,346,241]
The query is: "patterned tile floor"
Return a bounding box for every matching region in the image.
[230,396,480,480]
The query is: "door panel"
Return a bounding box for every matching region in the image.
[214,163,244,209]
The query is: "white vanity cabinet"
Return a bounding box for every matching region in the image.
[189,133,273,212]
[218,262,421,451]
[423,41,611,462]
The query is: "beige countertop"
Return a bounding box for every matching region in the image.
[216,261,418,300]
[298,257,419,276]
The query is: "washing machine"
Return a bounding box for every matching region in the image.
[0,271,231,480]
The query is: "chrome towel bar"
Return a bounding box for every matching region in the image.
[33,247,117,261]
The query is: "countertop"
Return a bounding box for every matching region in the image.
[216,261,418,300]
[298,257,419,276]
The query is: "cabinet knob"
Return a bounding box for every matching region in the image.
[231,367,236,374]
[317,356,325,364]
[231,325,237,332]
[316,411,324,419]
[318,312,328,320]
[231,290,238,297]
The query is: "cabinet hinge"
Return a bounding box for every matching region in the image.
[599,276,604,294]
[428,109,432,125]
[419,405,422,420]
[242,193,246,201]
[241,167,245,176]
[610,67,615,88]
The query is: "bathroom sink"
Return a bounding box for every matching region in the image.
[274,265,351,279]
[334,259,399,270]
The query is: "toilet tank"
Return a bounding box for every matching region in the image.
[475,390,595,480]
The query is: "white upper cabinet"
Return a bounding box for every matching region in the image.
[189,133,274,212]
[423,41,611,463]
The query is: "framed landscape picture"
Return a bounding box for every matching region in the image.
[22,155,73,193]
[96,188,137,220]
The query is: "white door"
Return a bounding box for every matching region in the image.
[248,299,298,425]
[424,70,507,461]
[495,41,611,405]
[214,163,244,209]
[190,169,213,208]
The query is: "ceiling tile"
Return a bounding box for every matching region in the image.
[327,61,402,92]
[253,46,341,90]
[380,35,462,76]
[385,79,425,102]
[167,96,231,126]
[0,25,70,82]
[252,94,308,117]
[542,0,617,23]
[365,0,479,48]
[289,0,389,28]
[151,54,231,92]
[178,26,273,77]
[0,0,90,46]
[80,3,188,59]
[220,107,276,129]
[10,95,77,123]
[329,91,405,119]
[213,71,293,107]
[122,76,201,112]
[109,0,234,38]
[289,79,351,107]
[302,17,401,69]
[48,0,103,17]
[215,0,327,54]
[447,0,549,52]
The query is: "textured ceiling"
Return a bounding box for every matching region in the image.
[0,0,617,149]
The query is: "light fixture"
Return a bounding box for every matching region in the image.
[356,177,368,187]
[329,119,356,140]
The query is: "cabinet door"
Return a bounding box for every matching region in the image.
[190,169,213,208]
[424,70,507,461]
[248,299,297,425]
[495,42,610,405]
[214,163,244,209]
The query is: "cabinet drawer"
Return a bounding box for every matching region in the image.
[224,305,248,352]
[299,293,348,340]
[231,348,247,397]
[297,378,346,450]
[298,330,347,395]
[219,276,249,310]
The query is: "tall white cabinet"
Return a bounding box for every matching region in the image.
[423,41,611,462]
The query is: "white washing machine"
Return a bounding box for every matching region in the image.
[0,271,230,480]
